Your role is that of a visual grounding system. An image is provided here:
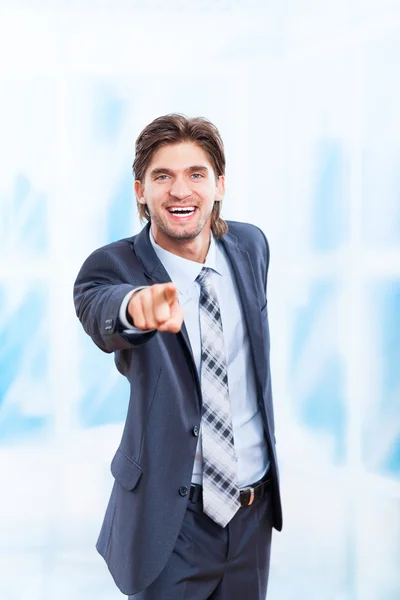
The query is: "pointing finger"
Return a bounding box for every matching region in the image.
[162,283,179,305]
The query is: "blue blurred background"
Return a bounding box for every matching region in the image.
[0,1,399,599]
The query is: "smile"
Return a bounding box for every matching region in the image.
[167,206,197,218]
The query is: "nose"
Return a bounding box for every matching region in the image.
[170,178,192,200]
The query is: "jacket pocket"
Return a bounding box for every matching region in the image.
[111,448,143,491]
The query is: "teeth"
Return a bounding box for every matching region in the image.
[169,207,195,212]
[169,207,195,214]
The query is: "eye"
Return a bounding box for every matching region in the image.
[155,174,169,181]
[191,173,204,179]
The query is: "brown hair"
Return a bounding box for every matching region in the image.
[132,114,228,239]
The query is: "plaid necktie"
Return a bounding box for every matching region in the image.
[196,267,240,527]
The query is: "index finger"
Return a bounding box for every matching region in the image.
[162,283,179,305]
[150,284,177,324]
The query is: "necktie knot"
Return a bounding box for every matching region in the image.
[196,266,212,290]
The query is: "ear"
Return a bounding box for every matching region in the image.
[134,180,145,203]
[215,175,225,202]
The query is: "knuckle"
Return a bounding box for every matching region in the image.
[151,284,162,295]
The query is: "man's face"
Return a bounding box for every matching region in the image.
[135,142,224,251]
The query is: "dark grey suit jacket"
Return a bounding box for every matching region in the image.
[73,221,282,596]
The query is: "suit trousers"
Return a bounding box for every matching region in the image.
[129,486,273,600]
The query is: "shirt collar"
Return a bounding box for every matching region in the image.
[149,227,223,295]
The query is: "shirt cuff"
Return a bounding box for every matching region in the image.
[119,287,154,333]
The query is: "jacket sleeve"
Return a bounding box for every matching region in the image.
[73,246,156,353]
[255,226,270,296]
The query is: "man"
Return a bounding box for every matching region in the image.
[74,114,282,599]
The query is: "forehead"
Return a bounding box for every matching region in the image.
[147,142,213,173]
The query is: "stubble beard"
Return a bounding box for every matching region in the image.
[149,206,212,242]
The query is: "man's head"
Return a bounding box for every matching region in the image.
[133,114,227,247]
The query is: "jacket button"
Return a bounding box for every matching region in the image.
[104,319,114,331]
[192,425,199,436]
[179,486,188,497]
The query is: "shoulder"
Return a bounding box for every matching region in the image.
[77,234,141,278]
[89,236,136,259]
[225,220,269,261]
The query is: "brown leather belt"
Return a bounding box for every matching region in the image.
[189,472,272,507]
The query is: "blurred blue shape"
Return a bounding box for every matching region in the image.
[0,408,46,444]
[290,281,345,461]
[371,280,400,475]
[79,375,129,427]
[78,336,129,427]
[1,173,48,255]
[381,282,400,395]
[362,149,400,248]
[106,172,134,243]
[290,282,334,367]
[385,438,400,474]
[312,139,348,252]
[13,173,31,211]
[93,85,125,143]
[302,354,345,461]
[90,86,134,242]
[0,284,48,442]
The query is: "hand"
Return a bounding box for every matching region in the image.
[127,283,184,333]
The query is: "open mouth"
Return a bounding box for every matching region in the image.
[167,206,197,219]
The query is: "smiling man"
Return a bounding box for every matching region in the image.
[73,114,282,600]
[136,142,224,258]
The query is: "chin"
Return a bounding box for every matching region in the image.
[170,228,201,242]
[161,221,205,242]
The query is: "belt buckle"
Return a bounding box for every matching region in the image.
[242,485,255,506]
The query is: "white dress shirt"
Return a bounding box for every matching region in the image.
[120,230,270,487]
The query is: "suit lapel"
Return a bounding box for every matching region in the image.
[220,232,267,395]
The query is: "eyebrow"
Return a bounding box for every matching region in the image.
[150,165,210,177]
